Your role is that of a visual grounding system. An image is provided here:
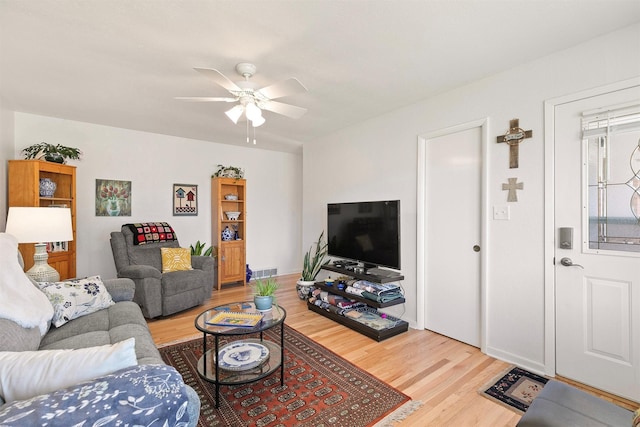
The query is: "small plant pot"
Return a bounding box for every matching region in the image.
[44,153,65,163]
[296,280,315,300]
[254,295,273,311]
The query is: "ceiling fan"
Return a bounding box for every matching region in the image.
[177,63,308,128]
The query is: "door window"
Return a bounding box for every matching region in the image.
[584,104,640,252]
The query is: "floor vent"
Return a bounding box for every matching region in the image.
[251,268,278,280]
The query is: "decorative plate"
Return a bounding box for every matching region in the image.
[217,341,270,371]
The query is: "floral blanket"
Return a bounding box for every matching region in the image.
[0,364,191,426]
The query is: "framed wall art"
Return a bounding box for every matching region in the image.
[96,179,132,217]
[173,184,198,216]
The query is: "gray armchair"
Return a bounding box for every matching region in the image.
[110,224,215,318]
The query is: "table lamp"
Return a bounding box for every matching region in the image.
[5,207,74,282]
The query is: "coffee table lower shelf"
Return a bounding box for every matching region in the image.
[197,338,282,384]
[307,301,408,341]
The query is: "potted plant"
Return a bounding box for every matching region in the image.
[212,164,244,179]
[190,240,216,258]
[22,142,82,163]
[252,278,279,311]
[297,231,328,299]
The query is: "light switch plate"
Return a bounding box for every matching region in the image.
[493,205,510,220]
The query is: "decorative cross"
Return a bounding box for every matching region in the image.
[502,178,524,202]
[497,118,533,168]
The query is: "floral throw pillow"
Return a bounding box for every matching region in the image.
[38,276,115,327]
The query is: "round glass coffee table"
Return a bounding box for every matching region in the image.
[194,301,286,408]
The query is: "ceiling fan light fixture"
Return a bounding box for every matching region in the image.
[180,63,308,144]
[251,115,265,127]
[245,102,262,122]
[225,105,244,124]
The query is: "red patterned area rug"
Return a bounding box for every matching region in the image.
[159,324,412,426]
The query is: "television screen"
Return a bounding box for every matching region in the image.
[327,200,400,270]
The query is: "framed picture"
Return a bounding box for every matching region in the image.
[173,184,198,216]
[96,179,132,217]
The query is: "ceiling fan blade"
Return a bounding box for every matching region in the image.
[175,97,238,102]
[193,68,241,92]
[258,78,307,100]
[262,101,307,119]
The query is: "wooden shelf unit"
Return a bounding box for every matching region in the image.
[211,177,246,290]
[8,160,77,280]
[307,265,408,341]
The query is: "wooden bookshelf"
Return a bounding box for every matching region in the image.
[8,160,76,279]
[211,177,246,290]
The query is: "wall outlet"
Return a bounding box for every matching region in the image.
[493,205,510,220]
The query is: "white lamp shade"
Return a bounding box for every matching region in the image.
[245,102,261,122]
[251,115,266,127]
[225,105,244,124]
[5,207,74,243]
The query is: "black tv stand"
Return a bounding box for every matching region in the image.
[306,265,408,341]
[321,264,403,284]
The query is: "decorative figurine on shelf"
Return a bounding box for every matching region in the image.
[232,224,239,240]
[221,226,234,241]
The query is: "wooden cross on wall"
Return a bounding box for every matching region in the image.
[502,177,523,202]
[497,118,533,168]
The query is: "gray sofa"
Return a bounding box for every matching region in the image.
[110,225,216,318]
[517,379,634,426]
[0,278,201,426]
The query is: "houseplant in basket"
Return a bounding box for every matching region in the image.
[212,164,244,179]
[22,142,82,163]
[252,278,279,311]
[297,231,328,299]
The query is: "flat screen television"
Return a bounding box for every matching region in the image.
[327,200,400,270]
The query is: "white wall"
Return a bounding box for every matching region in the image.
[12,114,303,279]
[0,105,15,230]
[303,23,640,373]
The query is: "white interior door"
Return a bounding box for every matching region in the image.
[554,85,640,401]
[424,125,482,347]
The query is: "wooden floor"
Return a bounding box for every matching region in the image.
[147,273,635,426]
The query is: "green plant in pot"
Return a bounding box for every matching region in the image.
[22,142,82,164]
[297,231,328,300]
[212,164,244,179]
[252,278,279,311]
[190,240,216,258]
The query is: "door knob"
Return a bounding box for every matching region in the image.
[560,257,584,269]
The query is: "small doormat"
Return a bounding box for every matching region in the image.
[479,366,549,414]
[159,324,412,426]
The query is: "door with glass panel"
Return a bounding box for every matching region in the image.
[554,85,640,401]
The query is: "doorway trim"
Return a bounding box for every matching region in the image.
[417,117,489,352]
[543,76,640,376]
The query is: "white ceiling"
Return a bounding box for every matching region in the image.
[1,0,640,153]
